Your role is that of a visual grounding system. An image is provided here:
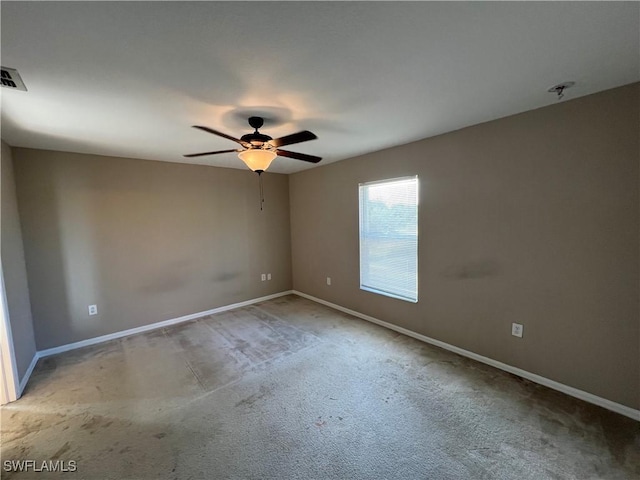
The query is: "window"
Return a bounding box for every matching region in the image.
[359,176,418,303]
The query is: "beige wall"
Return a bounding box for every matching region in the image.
[1,141,37,380]
[13,149,292,350]
[290,83,639,409]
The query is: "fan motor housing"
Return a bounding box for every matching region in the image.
[241,132,272,146]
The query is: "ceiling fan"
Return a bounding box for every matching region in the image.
[184,116,321,173]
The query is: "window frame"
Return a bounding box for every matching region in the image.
[358,175,419,303]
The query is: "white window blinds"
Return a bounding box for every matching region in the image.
[359,176,418,303]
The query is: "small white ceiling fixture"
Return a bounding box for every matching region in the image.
[547,82,576,100]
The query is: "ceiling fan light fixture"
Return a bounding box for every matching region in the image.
[238,148,277,172]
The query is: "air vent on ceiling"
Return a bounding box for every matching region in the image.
[1,67,27,91]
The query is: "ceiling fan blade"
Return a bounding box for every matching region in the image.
[192,125,246,146]
[277,149,322,163]
[269,130,317,148]
[183,149,238,158]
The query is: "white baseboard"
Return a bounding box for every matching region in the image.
[37,291,293,359]
[292,290,640,422]
[16,291,293,399]
[18,353,39,395]
[23,288,640,421]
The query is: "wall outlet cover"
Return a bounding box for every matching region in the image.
[512,323,523,338]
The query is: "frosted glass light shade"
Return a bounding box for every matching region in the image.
[238,149,277,172]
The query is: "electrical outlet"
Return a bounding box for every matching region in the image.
[326,277,331,286]
[88,304,98,316]
[261,274,266,281]
[511,323,523,338]
[267,273,272,280]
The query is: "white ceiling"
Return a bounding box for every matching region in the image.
[1,1,638,174]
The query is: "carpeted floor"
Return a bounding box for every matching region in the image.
[1,294,638,479]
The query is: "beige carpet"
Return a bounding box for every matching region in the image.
[1,295,638,479]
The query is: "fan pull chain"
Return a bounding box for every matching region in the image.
[258,171,264,211]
